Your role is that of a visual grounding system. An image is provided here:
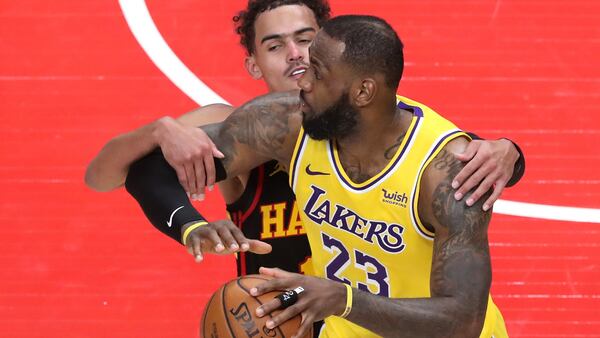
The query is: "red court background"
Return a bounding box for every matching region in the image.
[1,0,599,337]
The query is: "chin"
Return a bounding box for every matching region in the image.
[274,80,301,92]
[302,119,329,140]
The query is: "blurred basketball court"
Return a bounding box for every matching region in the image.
[1,1,599,336]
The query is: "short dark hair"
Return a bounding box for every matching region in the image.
[322,15,404,89]
[233,0,331,55]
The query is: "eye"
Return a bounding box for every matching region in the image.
[268,44,282,52]
[298,38,312,44]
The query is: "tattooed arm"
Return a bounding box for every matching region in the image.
[123,91,303,248]
[343,137,492,337]
[200,90,303,176]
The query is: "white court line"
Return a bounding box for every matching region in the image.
[119,0,229,106]
[494,200,600,223]
[118,0,600,224]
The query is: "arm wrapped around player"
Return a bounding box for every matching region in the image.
[125,148,271,261]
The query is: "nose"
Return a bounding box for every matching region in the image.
[287,41,303,63]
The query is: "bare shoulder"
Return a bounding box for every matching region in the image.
[421,136,470,191]
[418,136,487,230]
[176,104,235,126]
[200,91,303,175]
[219,90,303,163]
[234,90,303,130]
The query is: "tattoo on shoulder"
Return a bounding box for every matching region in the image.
[204,92,300,167]
[430,149,491,235]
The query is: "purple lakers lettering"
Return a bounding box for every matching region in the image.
[303,185,406,253]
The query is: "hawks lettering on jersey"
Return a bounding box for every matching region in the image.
[259,201,306,239]
[226,161,314,277]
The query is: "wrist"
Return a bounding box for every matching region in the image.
[334,282,353,318]
[151,116,177,146]
[499,138,518,156]
[181,220,208,246]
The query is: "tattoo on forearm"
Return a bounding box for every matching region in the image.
[429,149,492,333]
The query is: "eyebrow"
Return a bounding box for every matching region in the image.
[260,27,316,45]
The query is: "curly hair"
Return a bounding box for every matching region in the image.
[233,0,331,55]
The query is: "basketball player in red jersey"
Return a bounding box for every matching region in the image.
[85,0,524,276]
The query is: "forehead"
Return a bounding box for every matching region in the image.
[253,4,319,42]
[310,31,345,67]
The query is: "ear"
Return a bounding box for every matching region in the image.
[244,55,263,80]
[353,78,377,107]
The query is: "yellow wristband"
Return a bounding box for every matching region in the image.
[339,283,353,318]
[182,221,208,246]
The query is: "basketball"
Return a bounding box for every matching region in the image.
[201,274,312,338]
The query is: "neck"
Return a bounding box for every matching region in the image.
[335,96,412,183]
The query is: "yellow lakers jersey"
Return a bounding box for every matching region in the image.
[289,96,507,338]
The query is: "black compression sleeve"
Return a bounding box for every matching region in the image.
[124,148,227,244]
[505,138,525,187]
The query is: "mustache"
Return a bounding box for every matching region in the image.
[285,61,309,77]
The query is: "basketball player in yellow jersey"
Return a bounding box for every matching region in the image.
[125,15,509,337]
[280,94,508,338]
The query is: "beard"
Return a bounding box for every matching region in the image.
[302,92,358,140]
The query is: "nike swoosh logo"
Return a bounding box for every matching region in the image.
[305,164,330,176]
[167,206,184,228]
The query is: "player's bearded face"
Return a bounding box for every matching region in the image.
[302,92,358,140]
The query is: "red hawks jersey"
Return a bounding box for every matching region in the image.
[226,160,314,276]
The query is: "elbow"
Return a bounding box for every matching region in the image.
[84,164,101,191]
[445,297,489,338]
[84,164,121,192]
[455,312,487,338]
[84,168,107,192]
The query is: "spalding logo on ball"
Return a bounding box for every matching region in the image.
[202,275,312,338]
